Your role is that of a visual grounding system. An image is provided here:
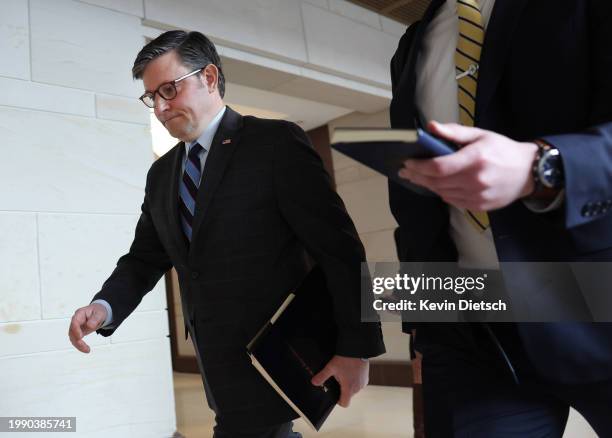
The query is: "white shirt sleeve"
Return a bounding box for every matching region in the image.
[522,189,565,213]
[91,299,114,329]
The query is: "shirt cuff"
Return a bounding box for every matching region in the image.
[522,189,565,213]
[91,299,114,329]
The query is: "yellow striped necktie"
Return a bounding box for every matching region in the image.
[455,0,489,231]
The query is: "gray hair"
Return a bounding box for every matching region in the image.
[132,30,225,98]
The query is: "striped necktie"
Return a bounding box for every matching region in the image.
[455,0,489,231]
[179,143,204,242]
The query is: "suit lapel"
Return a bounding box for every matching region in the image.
[390,0,445,129]
[168,141,189,259]
[475,0,529,125]
[189,107,242,254]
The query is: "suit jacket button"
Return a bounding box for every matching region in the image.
[581,205,591,217]
[191,271,200,279]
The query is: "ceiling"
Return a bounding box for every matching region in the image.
[344,0,430,25]
[148,1,427,153]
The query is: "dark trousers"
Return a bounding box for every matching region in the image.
[417,323,612,437]
[186,320,299,438]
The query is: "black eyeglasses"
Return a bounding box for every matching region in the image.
[139,68,203,108]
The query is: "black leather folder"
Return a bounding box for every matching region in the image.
[247,267,340,431]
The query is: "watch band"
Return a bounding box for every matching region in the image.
[530,140,545,196]
[530,139,560,198]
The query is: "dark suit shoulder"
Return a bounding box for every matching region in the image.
[234,116,319,176]
[147,142,182,179]
[241,115,302,138]
[152,142,182,167]
[240,117,311,158]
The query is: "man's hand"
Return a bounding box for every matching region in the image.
[311,355,369,408]
[68,303,107,354]
[398,121,538,211]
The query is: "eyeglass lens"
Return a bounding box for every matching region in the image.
[142,82,178,108]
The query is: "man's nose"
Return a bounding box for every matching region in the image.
[154,94,169,114]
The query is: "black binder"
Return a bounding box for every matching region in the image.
[331,127,457,196]
[246,267,340,431]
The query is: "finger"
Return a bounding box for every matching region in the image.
[69,312,85,341]
[74,338,91,354]
[68,323,91,353]
[338,386,353,408]
[435,184,474,197]
[399,170,471,197]
[404,144,481,178]
[398,169,437,191]
[428,120,484,145]
[402,159,445,178]
[422,173,479,193]
[311,365,334,387]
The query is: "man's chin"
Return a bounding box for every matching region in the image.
[165,125,186,140]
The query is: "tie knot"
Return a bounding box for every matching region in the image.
[188,143,204,158]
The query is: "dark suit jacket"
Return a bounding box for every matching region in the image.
[389,0,612,383]
[92,107,385,427]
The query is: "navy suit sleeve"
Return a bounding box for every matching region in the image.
[273,121,385,359]
[92,168,172,336]
[543,1,612,229]
[545,125,612,228]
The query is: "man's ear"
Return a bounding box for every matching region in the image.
[202,64,219,94]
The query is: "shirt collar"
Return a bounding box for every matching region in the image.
[185,105,227,154]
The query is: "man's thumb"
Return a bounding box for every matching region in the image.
[311,365,333,387]
[428,120,482,145]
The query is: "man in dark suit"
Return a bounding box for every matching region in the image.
[68,30,385,437]
[389,0,612,436]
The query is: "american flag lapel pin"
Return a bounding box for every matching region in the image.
[222,138,232,144]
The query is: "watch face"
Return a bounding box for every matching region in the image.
[538,149,563,189]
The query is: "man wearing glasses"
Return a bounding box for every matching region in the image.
[68,30,385,437]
